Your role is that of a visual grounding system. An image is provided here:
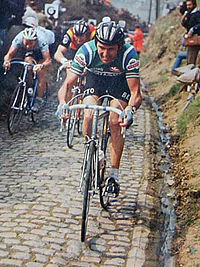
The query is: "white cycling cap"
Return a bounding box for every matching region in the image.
[23,16,38,27]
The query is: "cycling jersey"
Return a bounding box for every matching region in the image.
[61,24,96,50]
[71,40,140,79]
[70,40,140,103]
[12,30,49,53]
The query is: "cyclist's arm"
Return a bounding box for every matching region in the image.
[126,78,142,111]
[58,71,79,104]
[4,46,17,63]
[54,44,68,64]
[41,51,52,68]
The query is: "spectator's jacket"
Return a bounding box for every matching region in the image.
[182,7,200,35]
[61,24,96,50]
[129,28,144,53]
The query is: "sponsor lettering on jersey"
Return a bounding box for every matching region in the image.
[126,58,139,71]
[109,66,121,73]
[74,53,86,67]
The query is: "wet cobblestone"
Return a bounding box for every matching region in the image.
[0,91,159,266]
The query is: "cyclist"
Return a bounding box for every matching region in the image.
[3,27,52,112]
[54,19,96,66]
[56,21,142,197]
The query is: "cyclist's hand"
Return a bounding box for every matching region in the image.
[55,103,70,120]
[61,58,71,69]
[3,61,11,71]
[119,108,134,129]
[33,64,44,72]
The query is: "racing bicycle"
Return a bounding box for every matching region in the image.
[60,96,126,242]
[57,63,84,148]
[5,60,40,134]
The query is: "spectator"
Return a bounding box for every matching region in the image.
[171,50,188,75]
[129,24,144,57]
[22,1,38,24]
[37,10,53,29]
[181,0,200,65]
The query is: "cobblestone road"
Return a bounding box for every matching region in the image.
[0,92,160,267]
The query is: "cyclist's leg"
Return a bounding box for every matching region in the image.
[37,60,50,98]
[24,53,36,88]
[82,95,99,136]
[82,72,102,136]
[109,98,127,169]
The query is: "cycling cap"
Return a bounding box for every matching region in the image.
[95,22,125,45]
[23,16,38,27]
[73,20,89,36]
[23,28,37,40]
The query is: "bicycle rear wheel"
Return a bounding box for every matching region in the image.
[7,84,26,134]
[99,114,111,210]
[81,141,96,242]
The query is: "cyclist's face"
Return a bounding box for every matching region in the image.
[74,34,87,45]
[23,38,37,50]
[97,42,119,64]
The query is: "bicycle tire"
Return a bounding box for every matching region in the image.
[81,141,96,242]
[7,84,26,134]
[77,108,83,135]
[66,97,78,148]
[99,114,111,210]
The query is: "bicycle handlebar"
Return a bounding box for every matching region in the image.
[56,60,72,82]
[63,103,124,117]
[4,60,36,75]
[61,103,126,137]
[9,61,35,67]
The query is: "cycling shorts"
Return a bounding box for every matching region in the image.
[18,47,53,62]
[83,71,131,103]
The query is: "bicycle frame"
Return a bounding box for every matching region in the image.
[9,61,38,111]
[60,99,125,241]
[6,60,38,134]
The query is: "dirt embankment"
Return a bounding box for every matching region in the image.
[141,9,200,267]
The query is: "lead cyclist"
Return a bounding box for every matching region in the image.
[56,21,142,196]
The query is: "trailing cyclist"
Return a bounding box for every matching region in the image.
[56,21,142,197]
[54,20,96,65]
[3,27,52,112]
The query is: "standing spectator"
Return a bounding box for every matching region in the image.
[22,1,38,23]
[129,24,144,57]
[181,0,200,65]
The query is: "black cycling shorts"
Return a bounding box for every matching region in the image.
[83,71,131,103]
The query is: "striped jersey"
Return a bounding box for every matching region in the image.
[71,40,140,79]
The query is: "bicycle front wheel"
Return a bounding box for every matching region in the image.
[81,141,96,242]
[66,109,77,148]
[7,84,26,134]
[99,114,111,210]
[66,97,79,148]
